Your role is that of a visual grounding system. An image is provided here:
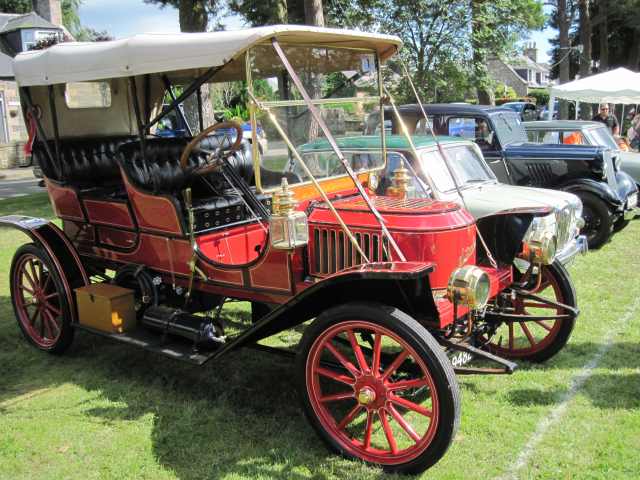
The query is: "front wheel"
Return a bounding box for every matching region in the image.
[296,303,460,475]
[10,243,74,353]
[482,261,577,363]
[612,216,630,233]
[578,192,613,248]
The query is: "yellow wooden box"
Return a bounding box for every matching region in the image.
[75,284,136,333]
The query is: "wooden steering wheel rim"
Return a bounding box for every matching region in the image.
[179,121,244,175]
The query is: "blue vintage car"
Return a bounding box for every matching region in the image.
[369,104,638,248]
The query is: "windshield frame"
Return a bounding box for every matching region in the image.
[584,125,619,150]
[245,41,388,193]
[416,142,497,195]
[489,110,528,146]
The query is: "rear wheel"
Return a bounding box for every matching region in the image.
[296,303,459,474]
[10,244,74,353]
[483,261,576,363]
[578,192,613,248]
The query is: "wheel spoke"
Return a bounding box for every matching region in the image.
[29,308,40,326]
[316,367,355,385]
[390,394,432,417]
[43,310,60,337]
[372,333,382,374]
[381,350,410,381]
[523,301,556,310]
[29,260,41,286]
[324,341,361,377]
[534,320,553,332]
[337,404,362,431]
[45,302,61,317]
[387,378,429,392]
[508,322,514,350]
[22,267,36,290]
[378,409,398,454]
[42,310,54,339]
[319,391,354,403]
[387,403,421,443]
[520,322,536,346]
[363,410,374,449]
[42,274,52,295]
[347,329,369,374]
[20,285,35,295]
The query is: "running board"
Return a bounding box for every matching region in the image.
[74,324,219,365]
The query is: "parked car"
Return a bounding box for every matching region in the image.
[524,120,640,191]
[501,101,538,122]
[3,27,582,474]
[301,134,584,362]
[370,104,638,248]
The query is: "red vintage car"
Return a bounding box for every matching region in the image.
[2,26,576,474]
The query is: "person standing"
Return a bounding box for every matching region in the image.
[592,104,620,135]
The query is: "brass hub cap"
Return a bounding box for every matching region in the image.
[357,386,376,406]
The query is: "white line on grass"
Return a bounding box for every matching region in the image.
[497,296,640,480]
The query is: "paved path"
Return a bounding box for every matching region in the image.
[0,174,45,200]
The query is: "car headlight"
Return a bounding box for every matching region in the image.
[446,266,491,310]
[520,214,558,265]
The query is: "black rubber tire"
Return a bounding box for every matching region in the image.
[578,192,613,249]
[296,302,460,475]
[10,243,75,354]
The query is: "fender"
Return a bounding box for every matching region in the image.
[559,178,622,209]
[616,171,639,199]
[0,215,89,322]
[209,261,436,362]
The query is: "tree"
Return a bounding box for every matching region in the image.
[470,0,544,105]
[144,0,224,129]
[577,0,592,119]
[304,0,324,26]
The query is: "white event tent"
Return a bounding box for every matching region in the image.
[548,67,640,120]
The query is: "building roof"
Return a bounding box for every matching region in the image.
[509,54,549,73]
[0,12,59,34]
[13,25,402,86]
[299,135,464,152]
[0,51,14,79]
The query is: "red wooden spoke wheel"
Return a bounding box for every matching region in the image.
[484,261,577,363]
[10,244,74,353]
[297,303,459,474]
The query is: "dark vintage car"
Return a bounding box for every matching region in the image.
[368,104,638,248]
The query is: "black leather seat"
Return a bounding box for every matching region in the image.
[32,137,135,198]
[118,136,254,196]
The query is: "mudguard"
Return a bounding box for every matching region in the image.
[210,261,436,362]
[559,178,623,209]
[0,215,89,322]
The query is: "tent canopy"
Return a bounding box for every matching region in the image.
[13,25,402,86]
[550,67,640,104]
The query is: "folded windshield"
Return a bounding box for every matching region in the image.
[419,145,495,193]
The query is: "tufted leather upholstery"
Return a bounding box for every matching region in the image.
[118,136,256,196]
[33,137,135,191]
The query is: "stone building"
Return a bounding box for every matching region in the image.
[0,1,65,168]
[487,43,553,99]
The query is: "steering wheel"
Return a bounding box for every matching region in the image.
[180,121,244,176]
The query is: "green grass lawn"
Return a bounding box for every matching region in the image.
[0,193,639,480]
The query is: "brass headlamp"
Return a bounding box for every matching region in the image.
[446,266,491,310]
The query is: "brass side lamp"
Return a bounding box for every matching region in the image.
[269,178,309,250]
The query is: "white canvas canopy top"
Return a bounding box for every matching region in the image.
[13,25,402,87]
[550,67,640,104]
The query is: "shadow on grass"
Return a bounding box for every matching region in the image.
[0,298,393,480]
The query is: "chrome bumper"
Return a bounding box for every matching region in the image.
[556,235,588,266]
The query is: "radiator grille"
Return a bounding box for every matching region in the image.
[526,162,554,186]
[311,226,389,275]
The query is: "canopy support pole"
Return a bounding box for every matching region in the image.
[143,65,223,133]
[47,85,60,168]
[20,87,61,179]
[548,95,556,121]
[162,75,193,137]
